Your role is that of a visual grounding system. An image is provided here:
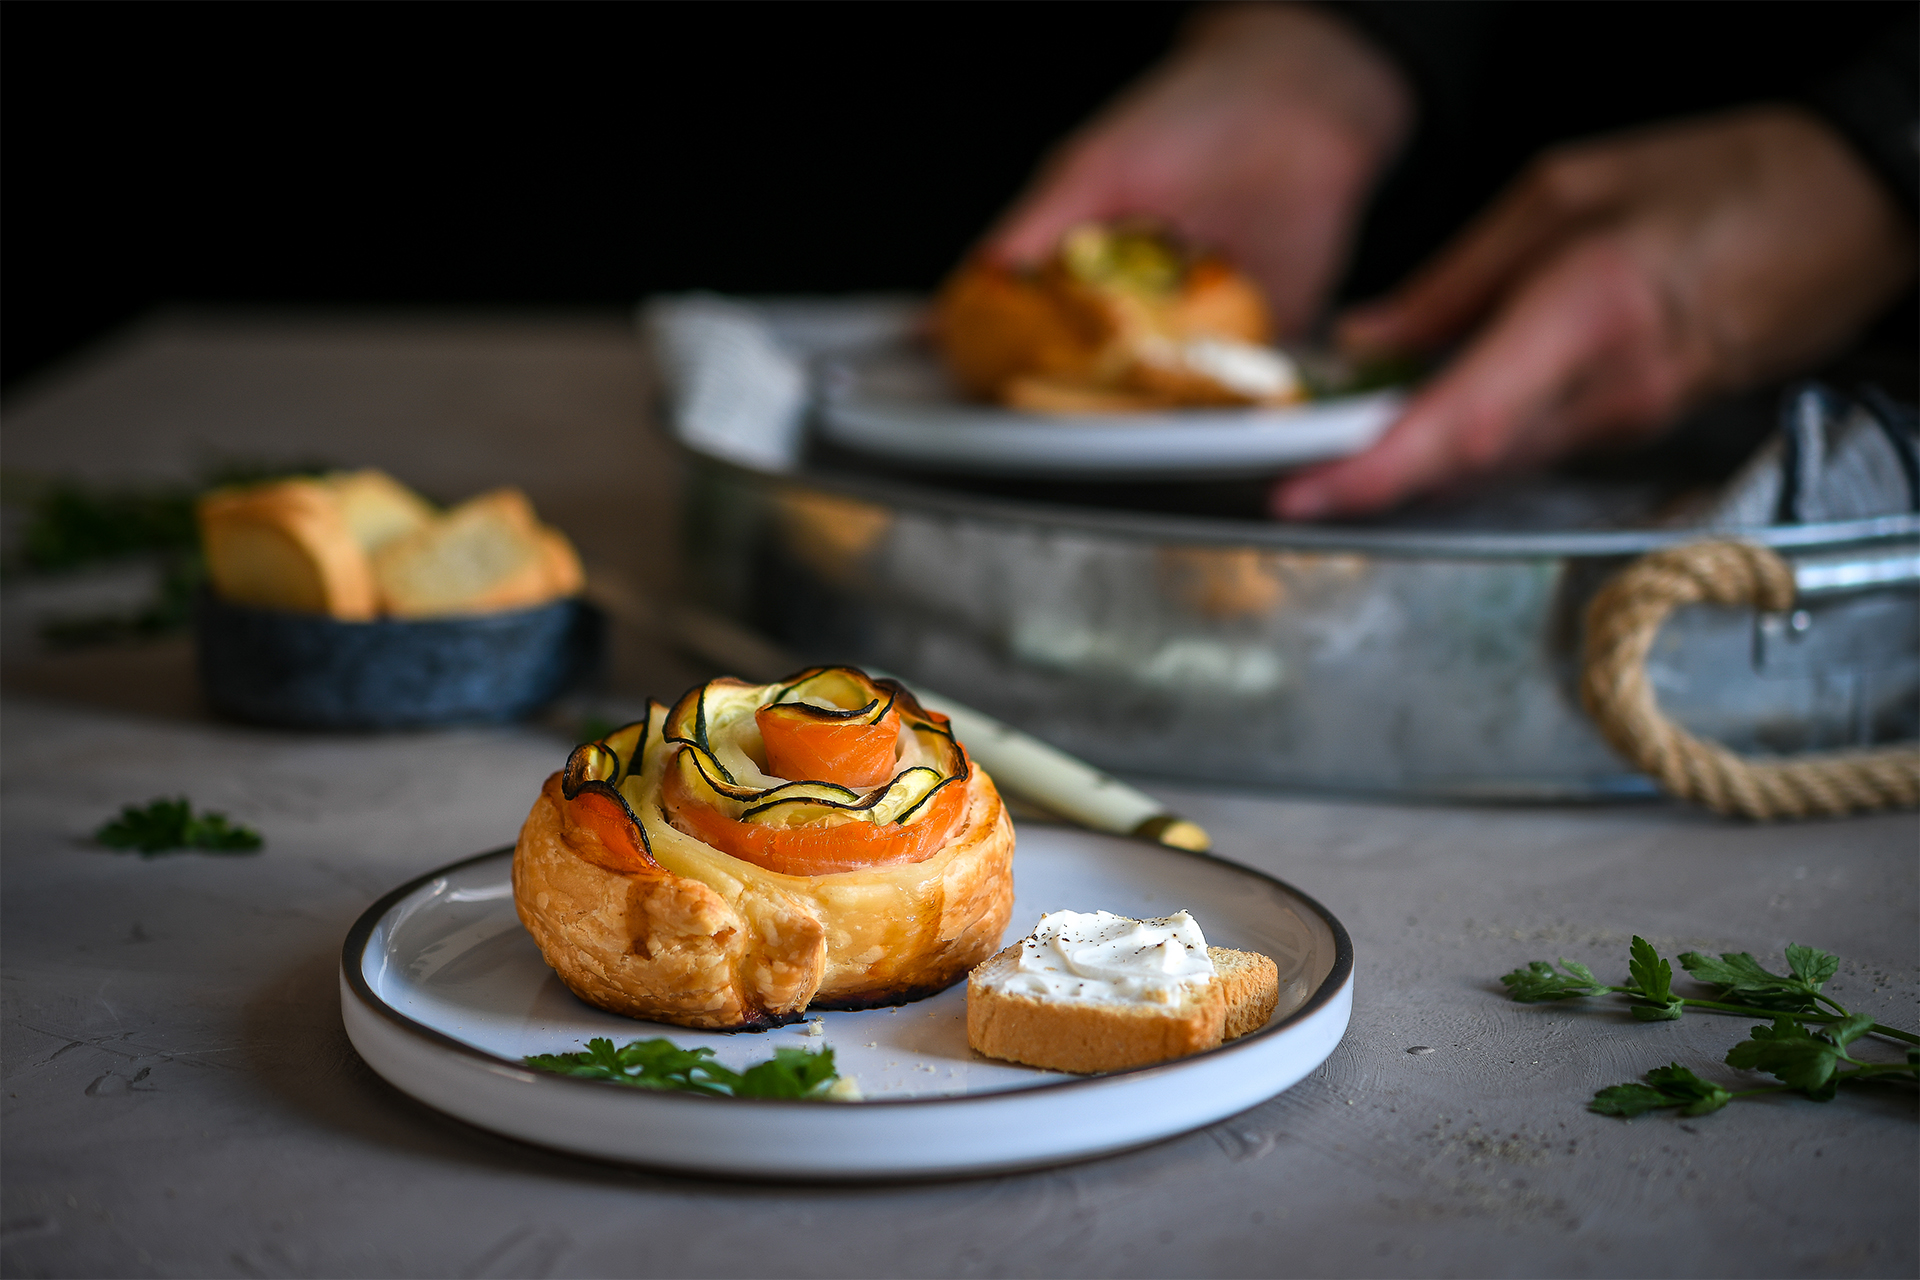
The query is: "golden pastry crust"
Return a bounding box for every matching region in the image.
[513,677,1016,1030]
[936,222,1287,410]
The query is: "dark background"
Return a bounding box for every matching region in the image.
[1,4,1184,391]
[5,2,1911,396]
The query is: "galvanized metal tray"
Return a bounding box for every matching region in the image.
[679,453,1918,800]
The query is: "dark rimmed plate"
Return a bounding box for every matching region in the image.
[817,346,1402,479]
[339,828,1353,1178]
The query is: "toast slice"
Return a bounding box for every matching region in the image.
[197,480,378,619]
[1211,946,1280,1040]
[324,469,435,554]
[966,941,1227,1074]
[537,526,585,598]
[1002,375,1167,415]
[372,488,560,617]
[966,932,1282,1073]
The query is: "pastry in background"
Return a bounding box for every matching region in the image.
[1157,546,1286,620]
[936,221,1304,412]
[197,470,582,620]
[774,489,893,589]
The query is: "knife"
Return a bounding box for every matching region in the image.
[585,570,1213,854]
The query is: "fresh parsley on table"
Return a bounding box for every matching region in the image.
[525,1037,845,1100]
[1504,937,1918,1118]
[96,797,263,855]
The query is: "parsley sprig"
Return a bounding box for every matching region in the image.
[525,1037,846,1099]
[1503,937,1918,1118]
[96,797,263,855]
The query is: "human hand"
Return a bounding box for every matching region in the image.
[1273,107,1919,520]
[982,3,1412,338]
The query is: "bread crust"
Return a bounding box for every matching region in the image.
[536,527,585,598]
[1211,947,1281,1040]
[513,700,1015,1030]
[198,481,379,619]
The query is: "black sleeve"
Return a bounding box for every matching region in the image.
[1799,10,1919,219]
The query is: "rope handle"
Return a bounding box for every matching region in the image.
[1579,540,1920,819]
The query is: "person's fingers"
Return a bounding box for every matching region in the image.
[1276,233,1678,519]
[979,144,1131,266]
[1338,146,1629,356]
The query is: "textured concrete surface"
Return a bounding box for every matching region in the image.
[3,316,1915,1278]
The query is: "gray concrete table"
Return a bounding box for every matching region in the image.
[3,314,1914,1279]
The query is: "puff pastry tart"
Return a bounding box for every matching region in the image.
[936,220,1303,412]
[513,667,1015,1030]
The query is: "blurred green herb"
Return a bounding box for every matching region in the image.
[7,462,326,648]
[525,1037,844,1099]
[1503,937,1918,1118]
[96,797,263,855]
[1343,351,1428,395]
[575,714,618,746]
[20,484,197,570]
[10,461,330,573]
[1298,350,1428,399]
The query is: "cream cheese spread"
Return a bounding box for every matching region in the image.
[995,909,1216,1004]
[1176,338,1301,401]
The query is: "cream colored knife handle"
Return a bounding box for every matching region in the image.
[584,574,1213,854]
[880,678,1212,854]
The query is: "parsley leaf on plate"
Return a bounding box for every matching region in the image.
[736,1048,843,1099]
[526,1037,844,1099]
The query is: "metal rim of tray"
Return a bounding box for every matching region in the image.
[697,450,1920,559]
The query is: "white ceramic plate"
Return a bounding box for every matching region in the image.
[816,347,1402,479]
[340,827,1353,1179]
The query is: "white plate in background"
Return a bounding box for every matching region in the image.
[341,827,1353,1179]
[817,347,1402,479]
